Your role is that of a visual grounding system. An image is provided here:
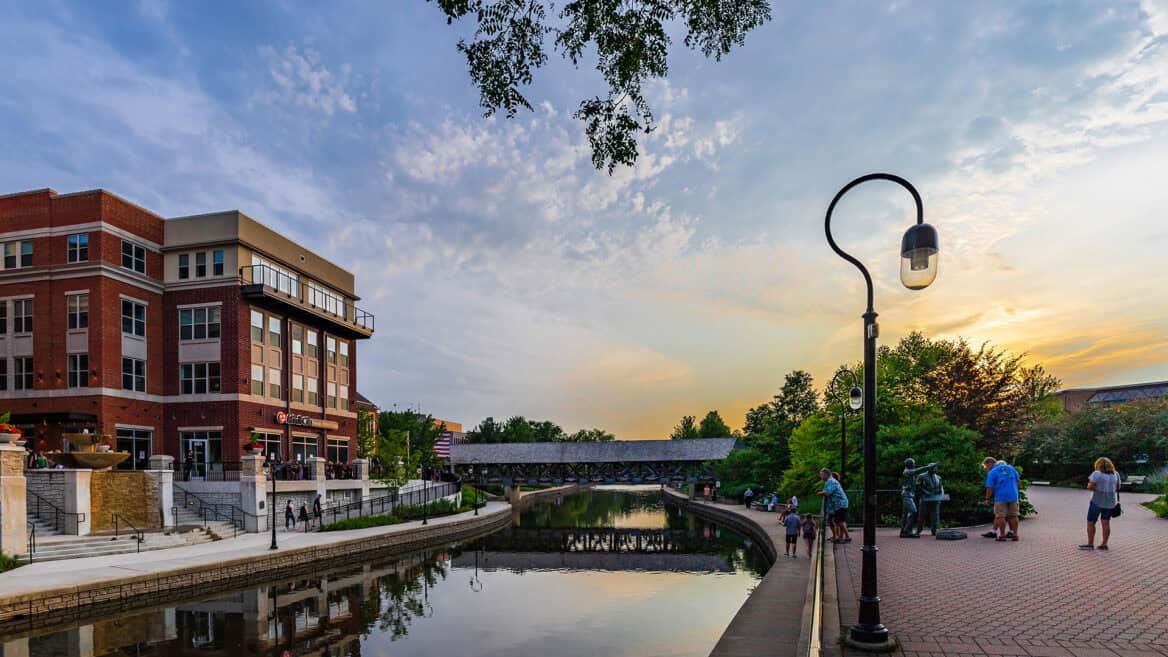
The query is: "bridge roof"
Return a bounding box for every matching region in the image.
[449,438,735,464]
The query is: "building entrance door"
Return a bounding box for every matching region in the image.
[187,438,208,480]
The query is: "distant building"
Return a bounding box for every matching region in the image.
[1054,380,1168,413]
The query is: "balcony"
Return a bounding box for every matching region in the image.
[239,264,374,339]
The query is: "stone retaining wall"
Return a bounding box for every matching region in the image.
[90,471,160,532]
[25,471,66,516]
[0,506,511,633]
[662,487,778,563]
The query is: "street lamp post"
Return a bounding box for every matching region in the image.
[422,465,429,526]
[470,460,480,516]
[829,370,863,488]
[267,451,278,550]
[824,173,939,648]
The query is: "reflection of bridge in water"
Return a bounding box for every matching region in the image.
[451,526,739,573]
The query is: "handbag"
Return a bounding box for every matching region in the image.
[1110,473,1122,518]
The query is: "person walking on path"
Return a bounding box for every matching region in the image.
[1080,456,1121,551]
[783,509,801,557]
[744,487,754,508]
[818,468,851,543]
[801,513,817,558]
[313,494,323,529]
[285,500,296,531]
[183,451,195,482]
[983,456,1021,541]
[298,502,310,531]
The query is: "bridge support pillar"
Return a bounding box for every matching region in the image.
[504,485,522,507]
[686,482,696,500]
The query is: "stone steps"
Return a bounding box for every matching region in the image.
[17,529,217,562]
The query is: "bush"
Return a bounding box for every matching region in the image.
[0,551,22,572]
[321,514,403,531]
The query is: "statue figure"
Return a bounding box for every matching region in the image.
[899,458,938,538]
[914,468,947,537]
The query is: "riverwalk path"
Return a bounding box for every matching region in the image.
[836,486,1167,657]
[666,491,816,657]
[0,501,511,630]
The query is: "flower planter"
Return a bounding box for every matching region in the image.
[0,433,21,444]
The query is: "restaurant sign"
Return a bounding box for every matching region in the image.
[275,411,339,431]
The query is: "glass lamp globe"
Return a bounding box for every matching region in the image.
[900,223,939,290]
[849,386,863,410]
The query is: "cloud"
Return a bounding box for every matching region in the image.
[254,45,357,116]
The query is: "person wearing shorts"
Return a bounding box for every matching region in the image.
[817,468,851,543]
[983,456,1021,541]
[783,511,801,557]
[1080,457,1120,551]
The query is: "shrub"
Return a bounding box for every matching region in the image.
[321,514,402,531]
[1,551,25,572]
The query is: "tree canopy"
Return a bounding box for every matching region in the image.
[669,415,700,440]
[431,0,772,172]
[465,415,614,443]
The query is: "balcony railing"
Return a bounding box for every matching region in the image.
[239,263,374,333]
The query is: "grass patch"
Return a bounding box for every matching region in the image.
[0,551,24,572]
[1143,496,1168,518]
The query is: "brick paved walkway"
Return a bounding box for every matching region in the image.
[837,486,1167,657]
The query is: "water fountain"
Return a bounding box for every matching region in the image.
[49,429,130,469]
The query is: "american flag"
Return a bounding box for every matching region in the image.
[433,432,452,460]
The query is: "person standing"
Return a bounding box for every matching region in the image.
[818,468,850,543]
[983,457,1021,541]
[298,502,310,530]
[801,513,817,558]
[743,487,754,508]
[312,494,323,529]
[1080,457,1121,551]
[783,509,801,557]
[183,451,195,482]
[285,499,296,531]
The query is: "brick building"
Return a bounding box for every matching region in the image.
[0,188,374,477]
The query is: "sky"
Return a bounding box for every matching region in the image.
[2,1,1167,439]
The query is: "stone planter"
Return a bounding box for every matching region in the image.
[96,445,112,453]
[0,432,21,444]
[46,451,130,469]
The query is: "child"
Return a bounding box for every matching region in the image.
[783,509,801,558]
[801,513,817,558]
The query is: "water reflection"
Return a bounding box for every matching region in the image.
[11,487,765,657]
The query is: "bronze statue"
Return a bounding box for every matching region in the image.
[899,458,938,538]
[914,468,948,536]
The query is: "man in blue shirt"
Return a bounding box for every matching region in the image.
[983,456,1021,541]
[817,468,851,543]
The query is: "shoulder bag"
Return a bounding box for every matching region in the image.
[1110,473,1122,518]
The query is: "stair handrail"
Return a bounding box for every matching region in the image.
[112,514,144,553]
[27,490,85,534]
[26,521,36,563]
[173,483,259,535]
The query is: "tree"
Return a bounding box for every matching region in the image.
[530,419,566,442]
[698,410,731,438]
[1020,397,1168,480]
[670,415,700,440]
[356,408,378,458]
[465,416,504,443]
[431,0,772,172]
[376,410,447,472]
[502,415,536,443]
[566,427,616,442]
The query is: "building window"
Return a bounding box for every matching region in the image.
[212,249,224,276]
[12,299,32,333]
[251,255,298,296]
[253,432,281,460]
[0,303,6,335]
[339,341,349,368]
[121,240,146,274]
[14,357,33,390]
[326,438,350,464]
[121,299,146,337]
[0,359,7,391]
[67,234,89,263]
[195,252,207,277]
[292,374,304,403]
[180,362,221,394]
[338,384,349,410]
[305,330,318,359]
[326,337,337,364]
[178,254,189,279]
[250,310,264,342]
[292,435,318,462]
[117,429,152,471]
[179,307,221,340]
[3,243,15,269]
[68,354,89,388]
[250,364,264,396]
[21,242,32,267]
[291,325,303,355]
[3,241,34,269]
[268,367,282,398]
[327,381,337,409]
[306,377,319,405]
[268,317,281,346]
[67,293,88,329]
[121,357,146,392]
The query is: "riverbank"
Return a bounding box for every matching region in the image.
[664,488,817,657]
[0,501,511,632]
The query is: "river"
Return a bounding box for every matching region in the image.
[14,487,767,657]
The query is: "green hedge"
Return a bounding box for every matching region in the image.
[1,551,24,572]
[321,514,403,531]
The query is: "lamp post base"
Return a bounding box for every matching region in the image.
[846,625,896,652]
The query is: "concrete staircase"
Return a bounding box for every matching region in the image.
[173,503,242,540]
[17,528,216,563]
[25,512,61,538]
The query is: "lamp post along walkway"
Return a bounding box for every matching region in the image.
[824,172,939,650]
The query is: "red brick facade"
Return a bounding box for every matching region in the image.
[0,188,371,472]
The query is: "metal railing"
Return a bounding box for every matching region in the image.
[27,490,85,534]
[239,263,374,331]
[113,514,144,553]
[325,461,361,480]
[806,507,828,657]
[841,489,902,526]
[173,484,259,535]
[26,521,36,563]
[317,481,461,529]
[270,461,314,481]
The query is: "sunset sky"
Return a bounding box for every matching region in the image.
[2,2,1166,438]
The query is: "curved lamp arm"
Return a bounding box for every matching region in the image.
[824,173,925,313]
[828,369,860,408]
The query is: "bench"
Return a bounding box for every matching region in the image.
[1122,475,1147,489]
